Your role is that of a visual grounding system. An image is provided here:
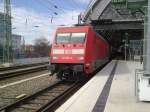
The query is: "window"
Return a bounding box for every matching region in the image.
[56,32,86,43]
[56,33,70,43]
[71,33,86,43]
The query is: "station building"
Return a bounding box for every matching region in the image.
[83,0,147,61]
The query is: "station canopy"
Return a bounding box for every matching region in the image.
[82,0,147,47]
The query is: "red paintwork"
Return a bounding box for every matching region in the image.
[50,25,109,75]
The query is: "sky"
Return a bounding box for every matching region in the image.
[0,0,91,44]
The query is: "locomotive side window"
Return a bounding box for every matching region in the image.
[56,33,70,43]
[71,33,86,43]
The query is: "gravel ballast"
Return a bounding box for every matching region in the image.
[0,73,58,108]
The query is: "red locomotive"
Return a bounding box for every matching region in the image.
[49,25,110,80]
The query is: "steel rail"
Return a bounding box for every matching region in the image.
[38,82,83,112]
[0,62,48,72]
[0,81,83,112]
[37,61,110,112]
[0,60,111,111]
[0,64,48,80]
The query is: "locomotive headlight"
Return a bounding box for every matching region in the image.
[78,57,84,60]
[85,63,90,66]
[72,49,84,54]
[53,49,64,54]
[52,56,58,60]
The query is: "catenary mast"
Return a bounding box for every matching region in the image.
[3,0,12,63]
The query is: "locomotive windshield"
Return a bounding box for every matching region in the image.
[71,33,86,43]
[56,33,86,43]
[56,33,70,43]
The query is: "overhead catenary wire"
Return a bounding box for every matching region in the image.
[10,0,84,31]
[46,0,66,13]
[11,11,79,26]
[36,0,58,16]
[36,0,79,18]
[0,0,86,47]
[1,1,82,29]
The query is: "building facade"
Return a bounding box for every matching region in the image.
[0,13,5,63]
[12,34,22,51]
[12,34,22,58]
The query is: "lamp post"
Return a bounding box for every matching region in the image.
[123,39,127,61]
[123,33,129,61]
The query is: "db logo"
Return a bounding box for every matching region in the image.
[65,50,72,54]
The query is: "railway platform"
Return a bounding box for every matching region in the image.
[56,60,150,112]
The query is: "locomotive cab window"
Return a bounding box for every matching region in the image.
[56,32,86,43]
[56,33,70,43]
[71,33,86,43]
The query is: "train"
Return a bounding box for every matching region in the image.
[49,25,110,81]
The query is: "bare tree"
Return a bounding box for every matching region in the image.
[33,37,50,57]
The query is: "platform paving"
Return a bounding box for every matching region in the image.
[56,60,150,112]
[56,60,116,112]
[104,61,150,112]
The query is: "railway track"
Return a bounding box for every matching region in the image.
[0,62,48,72]
[0,63,48,80]
[0,81,83,112]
